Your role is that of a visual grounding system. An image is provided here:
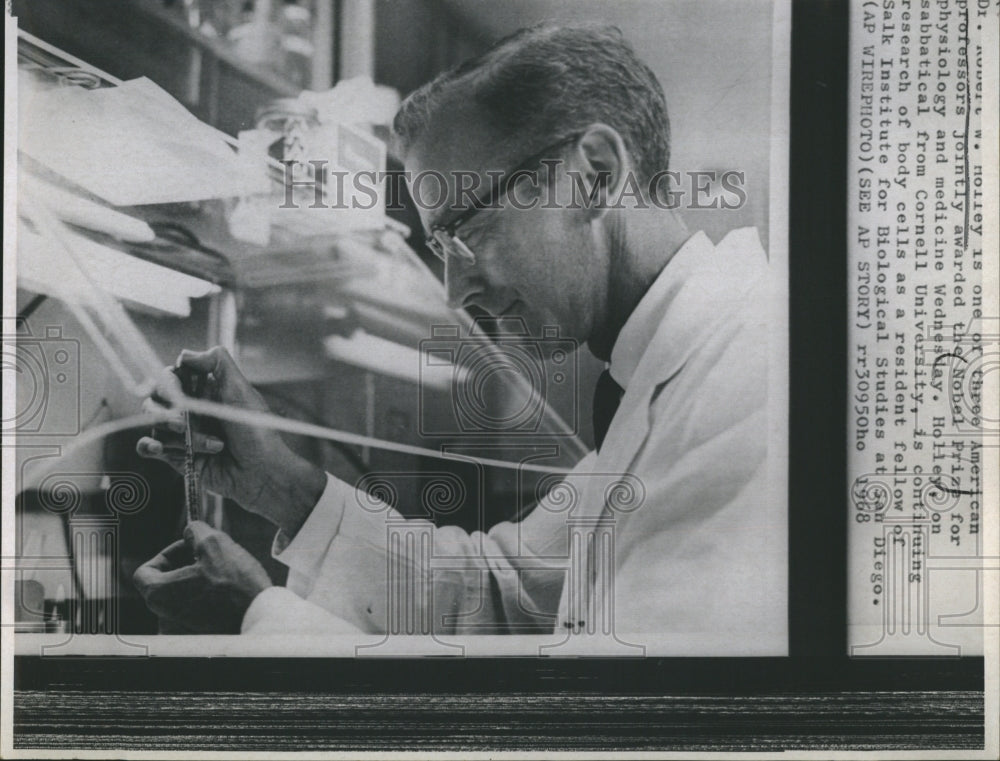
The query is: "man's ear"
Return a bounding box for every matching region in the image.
[571,124,629,220]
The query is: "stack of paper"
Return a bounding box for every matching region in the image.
[19,76,266,205]
[18,224,220,317]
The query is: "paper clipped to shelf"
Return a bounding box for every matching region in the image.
[19,76,267,206]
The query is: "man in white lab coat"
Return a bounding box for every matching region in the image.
[134,24,786,653]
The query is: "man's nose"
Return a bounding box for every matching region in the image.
[444,255,480,311]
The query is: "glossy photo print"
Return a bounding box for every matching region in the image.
[3,0,997,757]
[6,0,788,658]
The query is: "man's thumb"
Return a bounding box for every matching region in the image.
[183,520,213,549]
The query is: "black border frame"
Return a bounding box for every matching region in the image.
[788,0,849,657]
[12,657,985,750]
[11,0,986,752]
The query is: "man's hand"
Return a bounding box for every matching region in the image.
[137,346,327,537]
[133,521,273,633]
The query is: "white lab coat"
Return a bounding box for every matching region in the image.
[242,228,787,654]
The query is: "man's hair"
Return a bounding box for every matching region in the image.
[392,23,670,189]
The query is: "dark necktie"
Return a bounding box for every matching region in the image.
[592,369,624,452]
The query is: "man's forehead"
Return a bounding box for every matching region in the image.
[404,102,512,227]
[409,99,502,169]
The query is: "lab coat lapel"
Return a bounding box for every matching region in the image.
[555,228,767,634]
[555,367,660,635]
[593,385,654,477]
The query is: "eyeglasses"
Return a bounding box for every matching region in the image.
[425,133,581,266]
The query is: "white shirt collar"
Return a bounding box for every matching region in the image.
[608,230,712,389]
[608,227,766,390]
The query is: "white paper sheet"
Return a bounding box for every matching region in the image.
[18,76,257,205]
